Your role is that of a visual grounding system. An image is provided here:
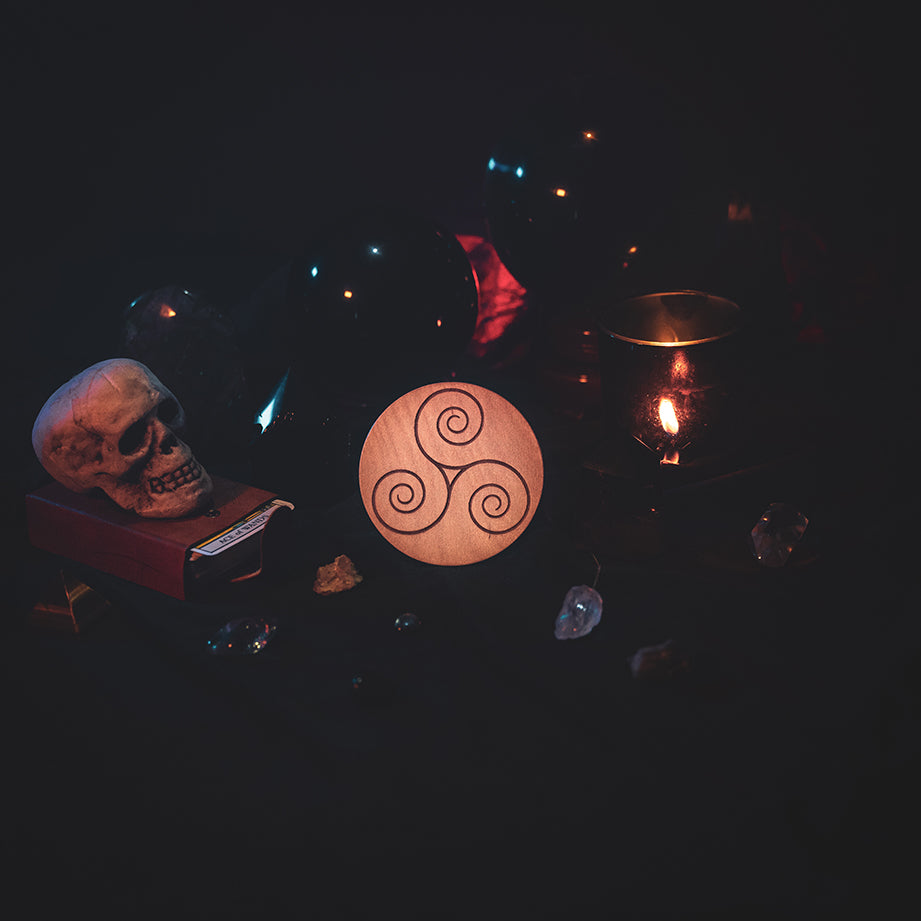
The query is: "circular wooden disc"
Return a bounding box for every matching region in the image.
[359,382,543,565]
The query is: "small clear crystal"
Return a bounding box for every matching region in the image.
[749,502,808,567]
[207,616,277,656]
[394,613,421,632]
[554,585,603,640]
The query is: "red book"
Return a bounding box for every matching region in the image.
[25,476,293,600]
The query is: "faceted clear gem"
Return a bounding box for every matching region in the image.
[207,616,277,656]
[394,613,421,632]
[749,502,808,567]
[627,639,690,679]
[554,585,603,640]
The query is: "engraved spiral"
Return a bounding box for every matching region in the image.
[371,468,438,533]
[462,460,530,534]
[416,387,484,468]
[363,383,542,559]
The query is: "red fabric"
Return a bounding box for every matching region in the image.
[456,234,527,360]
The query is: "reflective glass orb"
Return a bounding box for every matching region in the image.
[119,285,257,464]
[484,106,731,309]
[286,209,479,405]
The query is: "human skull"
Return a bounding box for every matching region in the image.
[32,359,214,518]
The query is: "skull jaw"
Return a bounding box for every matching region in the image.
[104,467,214,518]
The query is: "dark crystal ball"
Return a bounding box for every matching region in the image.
[286,207,479,406]
[484,100,735,309]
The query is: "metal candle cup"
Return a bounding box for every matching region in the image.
[596,291,741,465]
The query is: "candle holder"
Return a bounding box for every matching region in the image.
[596,291,741,471]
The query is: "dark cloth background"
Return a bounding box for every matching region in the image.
[2,4,915,919]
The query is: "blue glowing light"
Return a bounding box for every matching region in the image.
[310,265,318,278]
[255,368,290,432]
[488,158,521,175]
[369,245,380,255]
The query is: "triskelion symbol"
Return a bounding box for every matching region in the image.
[359,383,543,566]
[371,387,530,535]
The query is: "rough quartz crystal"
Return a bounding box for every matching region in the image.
[749,502,808,567]
[554,585,603,640]
[313,555,363,595]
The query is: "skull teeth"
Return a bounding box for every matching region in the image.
[149,461,202,494]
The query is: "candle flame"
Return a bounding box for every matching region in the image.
[659,398,679,434]
[159,304,177,318]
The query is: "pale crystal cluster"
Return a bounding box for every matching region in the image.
[313,554,363,595]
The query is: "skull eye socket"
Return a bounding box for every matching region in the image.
[118,418,148,455]
[157,398,180,425]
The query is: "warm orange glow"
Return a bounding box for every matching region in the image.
[435,318,443,327]
[159,304,177,319]
[658,398,679,434]
[554,187,568,197]
[661,449,680,465]
[582,131,595,140]
[577,373,589,384]
[343,290,353,299]
[627,245,637,254]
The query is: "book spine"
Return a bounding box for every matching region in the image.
[25,494,188,599]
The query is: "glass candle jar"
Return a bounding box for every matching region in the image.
[596,291,741,465]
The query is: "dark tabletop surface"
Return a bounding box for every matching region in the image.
[2,5,916,919]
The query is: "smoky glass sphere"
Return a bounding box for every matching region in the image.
[286,208,479,404]
[484,104,732,308]
[119,284,256,461]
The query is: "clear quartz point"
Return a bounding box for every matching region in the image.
[749,502,808,567]
[554,585,603,640]
[207,616,277,656]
